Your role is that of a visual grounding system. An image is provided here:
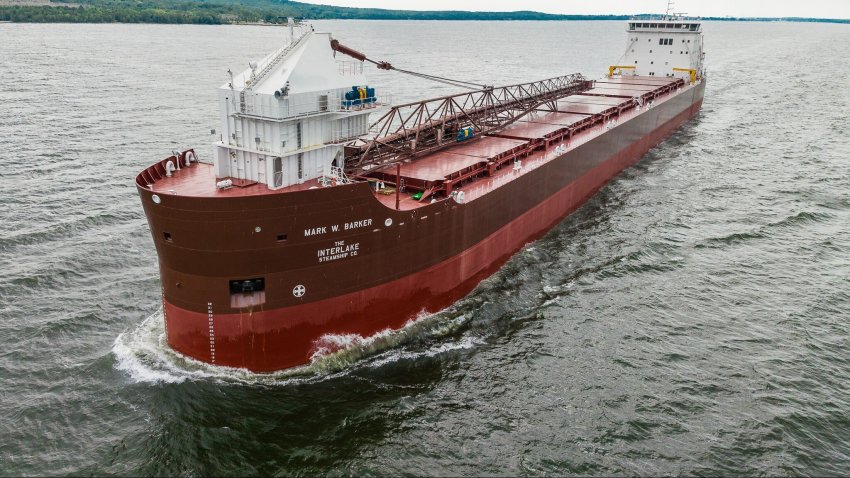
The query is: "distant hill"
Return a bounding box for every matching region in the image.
[0,0,848,24]
[0,0,628,23]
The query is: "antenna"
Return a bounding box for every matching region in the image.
[288,17,294,43]
[665,0,674,18]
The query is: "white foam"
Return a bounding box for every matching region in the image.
[365,335,484,368]
[306,308,473,373]
[112,311,313,385]
[112,306,481,385]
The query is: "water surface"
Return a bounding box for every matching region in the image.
[1,20,849,476]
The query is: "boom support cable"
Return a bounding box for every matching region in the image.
[330,38,486,90]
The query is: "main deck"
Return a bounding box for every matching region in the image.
[137,75,688,210]
[366,75,687,209]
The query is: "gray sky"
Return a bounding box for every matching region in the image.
[314,0,850,19]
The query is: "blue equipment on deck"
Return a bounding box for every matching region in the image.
[342,86,376,107]
[456,126,474,142]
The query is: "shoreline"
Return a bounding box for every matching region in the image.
[1,18,849,25]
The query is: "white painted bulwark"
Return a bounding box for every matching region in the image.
[212,21,377,189]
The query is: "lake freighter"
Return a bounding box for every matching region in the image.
[136,15,706,372]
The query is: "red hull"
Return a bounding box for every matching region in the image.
[162,93,704,372]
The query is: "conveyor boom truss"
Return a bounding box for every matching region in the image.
[345,74,593,173]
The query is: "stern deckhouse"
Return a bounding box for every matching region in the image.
[612,14,705,83]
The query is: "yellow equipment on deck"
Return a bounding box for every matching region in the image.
[608,65,636,77]
[672,68,698,84]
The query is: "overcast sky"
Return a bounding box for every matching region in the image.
[314,0,850,19]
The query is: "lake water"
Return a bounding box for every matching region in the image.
[1,20,849,475]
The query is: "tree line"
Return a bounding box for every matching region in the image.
[1,0,847,25]
[0,0,630,24]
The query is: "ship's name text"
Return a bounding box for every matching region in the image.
[318,240,360,263]
[304,218,373,237]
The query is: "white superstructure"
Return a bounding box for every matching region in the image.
[615,15,705,82]
[213,20,377,189]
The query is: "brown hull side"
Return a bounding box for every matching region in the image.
[140,81,705,371]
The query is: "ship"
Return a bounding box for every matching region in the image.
[136,15,706,372]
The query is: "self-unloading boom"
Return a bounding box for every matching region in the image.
[329,40,594,173]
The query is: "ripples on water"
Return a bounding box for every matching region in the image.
[1,21,849,476]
